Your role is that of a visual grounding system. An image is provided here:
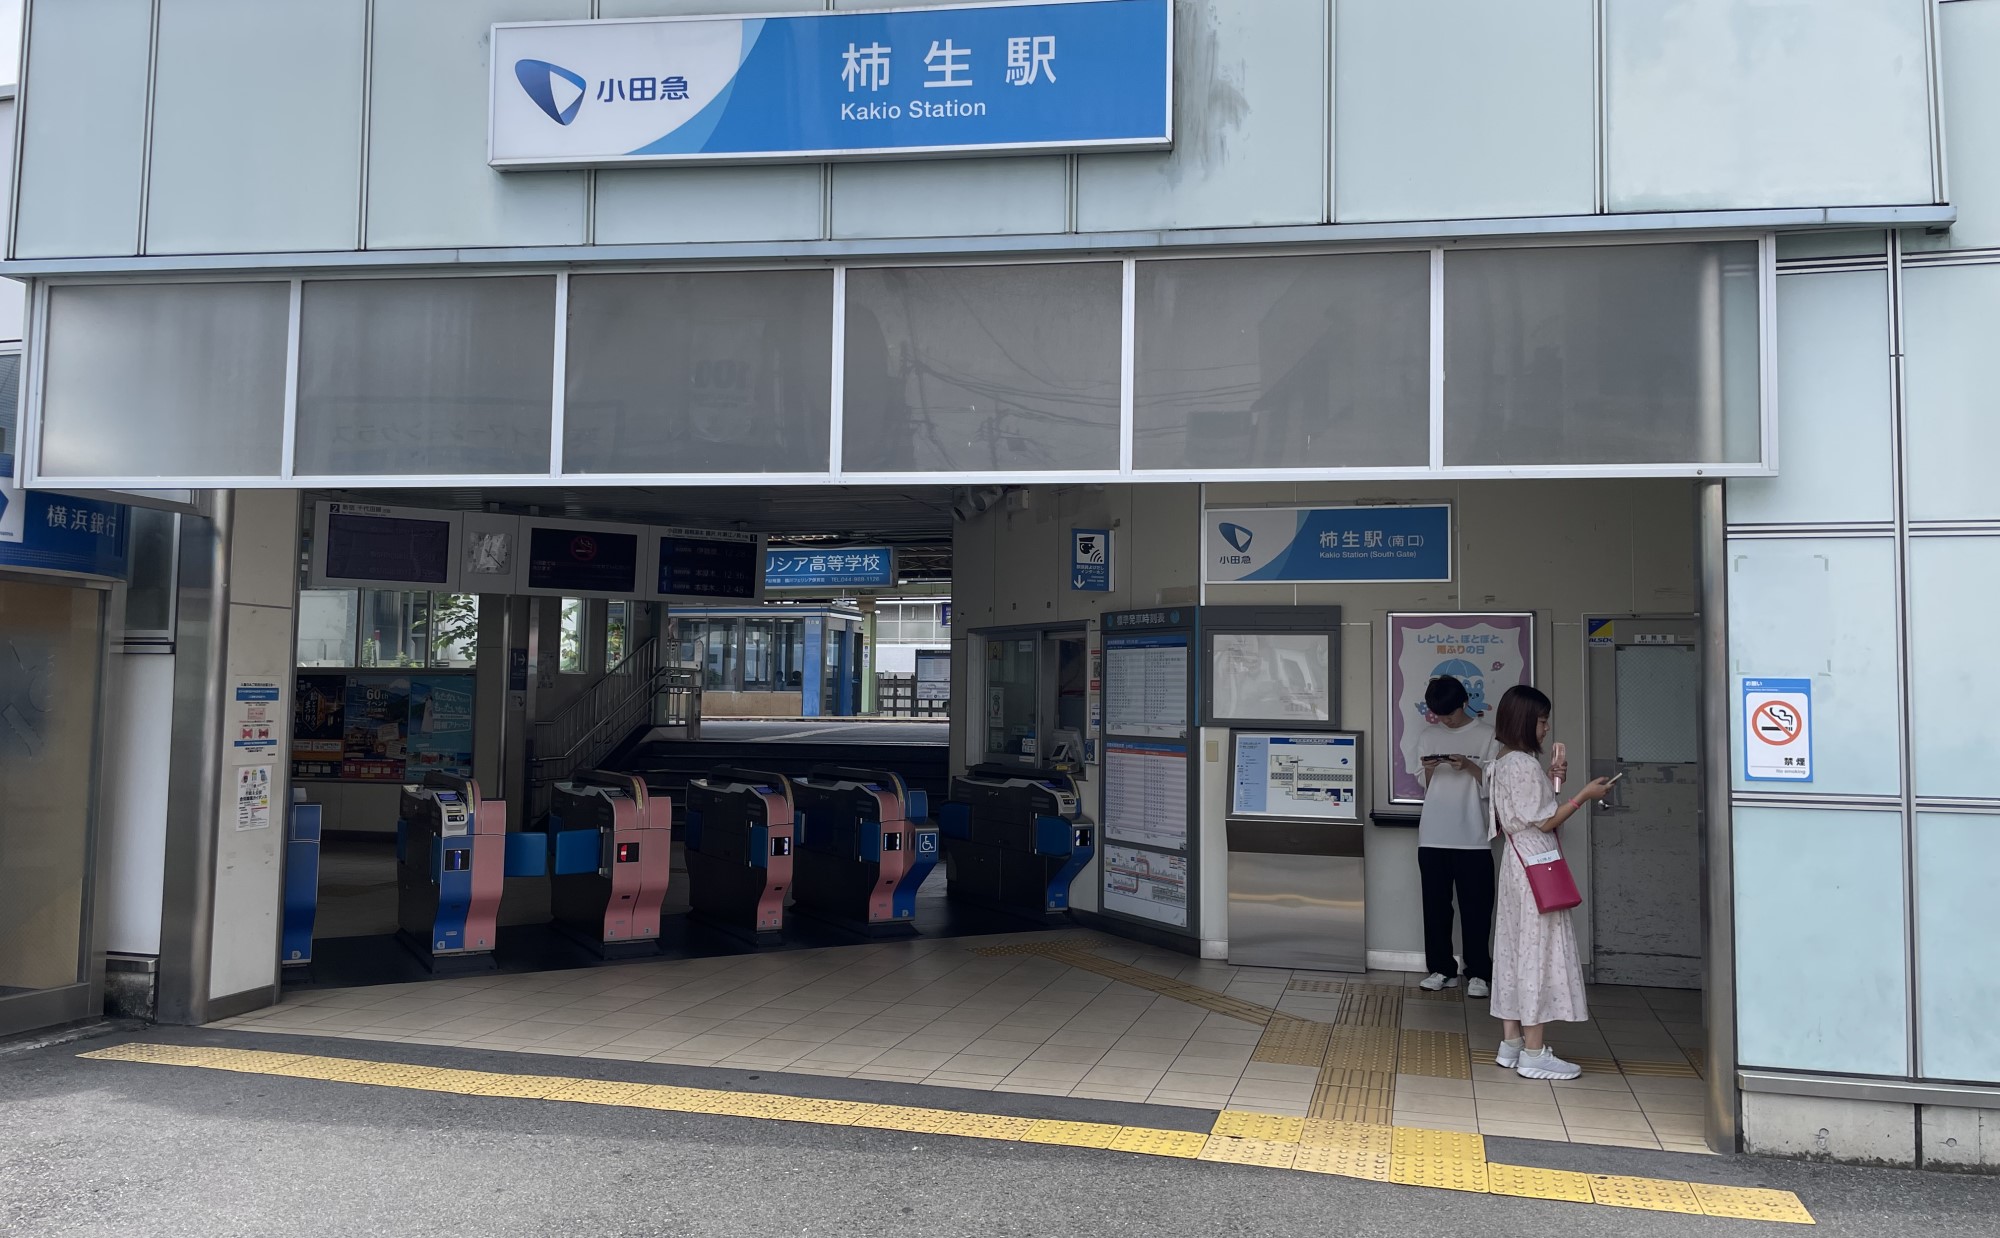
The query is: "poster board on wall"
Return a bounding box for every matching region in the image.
[1387,613,1534,805]
[291,671,476,783]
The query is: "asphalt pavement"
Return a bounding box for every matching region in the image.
[4,1025,1997,1238]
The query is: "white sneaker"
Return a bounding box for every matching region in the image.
[1515,1047,1582,1081]
[1496,1037,1523,1069]
[1419,972,1460,992]
[1466,978,1490,999]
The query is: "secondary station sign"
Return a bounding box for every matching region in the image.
[490,0,1172,168]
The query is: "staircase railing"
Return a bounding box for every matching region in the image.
[528,636,701,814]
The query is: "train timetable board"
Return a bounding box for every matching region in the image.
[1098,607,1199,938]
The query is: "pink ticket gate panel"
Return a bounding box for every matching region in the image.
[789,766,923,936]
[396,772,509,969]
[548,771,672,956]
[684,768,795,946]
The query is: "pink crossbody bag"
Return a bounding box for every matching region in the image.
[1490,768,1583,914]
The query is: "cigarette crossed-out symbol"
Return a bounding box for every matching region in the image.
[1752,700,1802,745]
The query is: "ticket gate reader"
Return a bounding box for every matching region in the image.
[941,765,1096,922]
[684,767,795,946]
[396,773,508,969]
[789,766,942,936]
[548,771,673,957]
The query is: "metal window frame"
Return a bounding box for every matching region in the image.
[17,230,1780,492]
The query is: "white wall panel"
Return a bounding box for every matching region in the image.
[1728,271,1895,526]
[1913,0,2000,252]
[593,0,824,244]
[1334,0,1594,223]
[1606,0,1935,212]
[12,0,150,258]
[147,0,366,254]
[101,651,175,956]
[1901,263,2000,523]
[1075,0,1324,232]
[366,0,589,250]
[1907,538,2000,800]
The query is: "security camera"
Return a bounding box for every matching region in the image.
[951,486,1006,522]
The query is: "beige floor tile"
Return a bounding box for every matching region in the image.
[940,1052,1029,1075]
[1476,1101,1564,1128]
[1238,1062,1320,1084]
[1070,1086,1155,1103]
[1555,1090,1643,1115]
[1558,1105,1654,1133]
[962,1037,1047,1059]
[1098,1050,1181,1071]
[1477,1120,1571,1142]
[1392,1112,1479,1134]
[1394,1073,1475,1099]
[793,1042,890,1067]
[1392,1092,1477,1121]
[1634,1090,1707,1115]
[1079,1064,1169,1090]
[1003,1061,1094,1085]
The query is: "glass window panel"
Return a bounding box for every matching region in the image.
[1908,538,2000,799]
[423,594,480,669]
[984,636,1039,760]
[297,589,359,667]
[12,0,150,259]
[1902,264,2000,523]
[558,598,585,674]
[605,600,628,669]
[1728,537,1900,796]
[1443,241,1761,466]
[358,590,429,669]
[1916,813,2000,1083]
[743,619,777,692]
[0,353,19,456]
[1728,271,1893,525]
[122,508,180,639]
[1913,2,2000,253]
[40,283,290,478]
[1735,806,1908,1076]
[843,264,1121,473]
[294,276,556,477]
[1604,0,1933,212]
[564,271,831,474]
[1135,253,1429,470]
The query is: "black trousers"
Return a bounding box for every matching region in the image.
[1418,846,1496,982]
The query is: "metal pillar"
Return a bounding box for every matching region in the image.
[1697,479,1739,1153]
[860,596,878,715]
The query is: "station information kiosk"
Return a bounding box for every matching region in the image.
[395,772,508,968]
[789,766,941,935]
[939,765,1095,922]
[683,767,796,945]
[547,771,672,956]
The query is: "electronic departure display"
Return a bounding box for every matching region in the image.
[658,531,759,599]
[527,526,640,594]
[324,510,452,585]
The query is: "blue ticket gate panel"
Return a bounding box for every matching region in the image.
[280,802,322,966]
[683,768,795,945]
[395,772,508,965]
[941,765,1095,921]
[789,766,940,934]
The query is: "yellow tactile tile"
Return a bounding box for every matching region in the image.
[1020,1119,1125,1148]
[1589,1174,1704,1214]
[1397,1029,1471,1080]
[1321,1027,1399,1073]
[1616,1058,1703,1078]
[80,1043,210,1065]
[1250,1019,1333,1066]
[1392,1125,1486,1162]
[1690,1183,1816,1225]
[453,1073,581,1099]
[539,1079,657,1106]
[1197,1136,1299,1169]
[1485,1163,1596,1203]
[1336,993,1403,1029]
[1107,1127,1209,1159]
[1299,1119,1394,1153]
[1292,1144,1393,1181]
[624,1085,719,1112]
[860,1109,1035,1139]
[760,1097,871,1127]
[1210,1110,1306,1142]
[1390,1155,1491,1193]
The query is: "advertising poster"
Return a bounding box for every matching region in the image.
[407,677,477,778]
[235,765,273,831]
[1388,613,1533,804]
[292,674,348,779]
[341,675,411,781]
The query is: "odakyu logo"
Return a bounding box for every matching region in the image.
[1429,657,1489,716]
[516,59,587,126]
[1219,523,1254,553]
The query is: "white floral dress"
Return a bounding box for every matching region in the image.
[1487,750,1589,1025]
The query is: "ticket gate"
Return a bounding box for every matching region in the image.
[683,767,795,946]
[280,798,321,967]
[789,766,941,936]
[396,773,508,969]
[940,764,1096,922]
[547,771,673,957]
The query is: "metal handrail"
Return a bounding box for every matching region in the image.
[528,638,704,810]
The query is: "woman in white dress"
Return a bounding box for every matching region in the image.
[1487,685,1614,1081]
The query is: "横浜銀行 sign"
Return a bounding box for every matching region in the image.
[490,0,1172,168]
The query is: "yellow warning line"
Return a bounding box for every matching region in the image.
[78,1043,1813,1224]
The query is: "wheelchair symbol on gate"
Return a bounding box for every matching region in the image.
[917,833,939,855]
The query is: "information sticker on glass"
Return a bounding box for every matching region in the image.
[1210,633,1331,723]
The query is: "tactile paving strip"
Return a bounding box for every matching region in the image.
[1197,1136,1299,1169]
[1689,1183,1816,1225]
[1589,1174,1704,1213]
[1021,945,1281,1025]
[1300,1119,1394,1153]
[1021,1120,1124,1148]
[1308,1081,1394,1125]
[1402,985,1466,1004]
[1286,979,1345,995]
[1566,1056,1624,1075]
[1108,1127,1210,1159]
[1210,1110,1305,1142]
[1393,1126,1485,1162]
[1684,1049,1707,1078]
[1485,1163,1596,1203]
[1397,1029,1471,1080]
[1335,993,1402,1028]
[1250,1019,1333,1066]
[540,1080,655,1107]
[1615,1057,1703,1078]
[1390,1155,1491,1193]
[1292,1145,1394,1181]
[1321,1027,1399,1073]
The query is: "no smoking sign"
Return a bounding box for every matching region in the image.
[1743,677,1813,782]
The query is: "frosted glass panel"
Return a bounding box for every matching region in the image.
[842,264,1120,473]
[1076,0,1324,232]
[1735,807,1908,1076]
[1335,0,1593,223]
[564,271,832,474]
[1605,0,1934,212]
[366,0,588,249]
[1902,264,2000,523]
[295,277,557,476]
[1443,242,1762,466]
[1914,2,2000,252]
[147,0,367,254]
[1615,646,1699,764]
[1907,538,2000,800]
[1728,538,1900,796]
[1916,813,2000,1083]
[1133,253,1428,470]
[40,283,290,478]
[1728,271,1893,525]
[13,0,151,259]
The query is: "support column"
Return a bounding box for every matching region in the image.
[860,596,878,715]
[1698,479,1739,1153]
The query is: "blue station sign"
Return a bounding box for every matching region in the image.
[1204,505,1452,585]
[766,546,896,590]
[490,0,1173,168]
[0,455,130,579]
